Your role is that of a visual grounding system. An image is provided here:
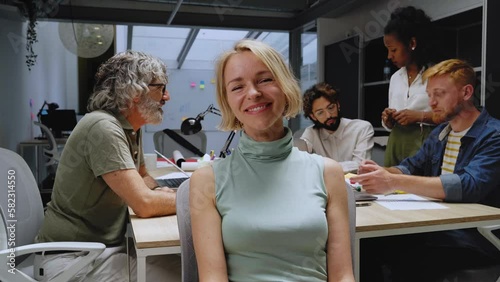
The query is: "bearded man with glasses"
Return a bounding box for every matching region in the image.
[300,82,374,173]
[34,51,181,281]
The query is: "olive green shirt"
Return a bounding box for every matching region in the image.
[36,110,144,246]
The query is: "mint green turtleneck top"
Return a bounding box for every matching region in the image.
[213,127,328,281]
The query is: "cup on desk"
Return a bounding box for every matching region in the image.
[144,153,157,171]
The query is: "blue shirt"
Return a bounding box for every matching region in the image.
[396,109,500,208]
[395,109,500,257]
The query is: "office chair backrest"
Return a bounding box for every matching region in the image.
[292,128,305,139]
[0,148,44,254]
[176,179,199,282]
[0,206,7,250]
[176,179,357,281]
[293,138,308,152]
[345,183,356,270]
[33,121,60,166]
[154,129,207,158]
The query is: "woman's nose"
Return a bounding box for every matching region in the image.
[247,84,262,99]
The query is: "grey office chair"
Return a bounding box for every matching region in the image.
[176,179,199,282]
[175,179,357,282]
[154,129,207,158]
[292,128,306,139]
[33,121,60,167]
[293,138,308,152]
[0,147,105,282]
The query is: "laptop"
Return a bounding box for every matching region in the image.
[154,150,190,188]
[346,181,378,201]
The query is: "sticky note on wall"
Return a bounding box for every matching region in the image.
[199,80,205,89]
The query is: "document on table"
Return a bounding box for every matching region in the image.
[157,161,173,168]
[376,194,448,210]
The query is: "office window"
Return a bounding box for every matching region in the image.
[300,32,318,128]
[130,26,290,70]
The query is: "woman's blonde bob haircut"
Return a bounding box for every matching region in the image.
[215,39,302,131]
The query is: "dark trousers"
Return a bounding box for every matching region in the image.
[360,232,500,282]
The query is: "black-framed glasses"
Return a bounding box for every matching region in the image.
[148,83,166,94]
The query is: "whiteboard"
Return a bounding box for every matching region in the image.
[146,69,222,133]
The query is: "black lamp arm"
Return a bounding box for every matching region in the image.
[197,104,221,120]
[219,130,236,158]
[37,100,48,119]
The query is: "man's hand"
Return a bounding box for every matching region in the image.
[357,160,378,174]
[155,187,176,193]
[351,162,396,194]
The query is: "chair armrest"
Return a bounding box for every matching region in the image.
[0,241,105,282]
[477,225,500,252]
[0,241,105,257]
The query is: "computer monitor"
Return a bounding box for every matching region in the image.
[40,109,77,138]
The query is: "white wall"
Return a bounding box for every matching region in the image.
[0,14,236,156]
[317,0,483,81]
[141,68,241,155]
[0,10,77,152]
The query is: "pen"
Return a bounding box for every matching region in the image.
[356,202,372,207]
[384,190,406,196]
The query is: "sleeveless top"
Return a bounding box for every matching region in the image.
[213,127,328,281]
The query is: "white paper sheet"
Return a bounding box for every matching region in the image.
[157,161,173,168]
[375,194,448,210]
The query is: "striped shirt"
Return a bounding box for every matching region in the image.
[441,128,470,174]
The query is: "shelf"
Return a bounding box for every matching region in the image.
[364,81,390,87]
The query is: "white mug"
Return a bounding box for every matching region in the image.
[144,153,157,171]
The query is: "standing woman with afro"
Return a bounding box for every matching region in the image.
[382,6,436,166]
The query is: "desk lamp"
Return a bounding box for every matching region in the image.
[37,101,59,120]
[180,104,236,158]
[36,101,59,138]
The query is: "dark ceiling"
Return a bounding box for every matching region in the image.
[5,0,364,31]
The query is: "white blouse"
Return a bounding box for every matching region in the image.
[382,66,431,131]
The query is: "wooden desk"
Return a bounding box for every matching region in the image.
[130,166,500,282]
[128,208,181,282]
[354,201,500,281]
[128,164,181,282]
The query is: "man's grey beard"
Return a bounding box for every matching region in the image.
[138,96,163,125]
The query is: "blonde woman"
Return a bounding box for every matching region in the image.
[190,39,354,282]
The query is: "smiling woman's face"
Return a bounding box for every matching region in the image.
[224,51,287,140]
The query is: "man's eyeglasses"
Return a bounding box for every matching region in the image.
[314,103,338,119]
[148,83,167,94]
